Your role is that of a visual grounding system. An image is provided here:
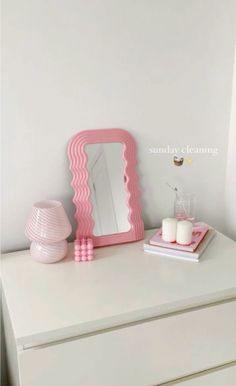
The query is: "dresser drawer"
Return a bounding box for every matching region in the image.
[173,365,236,386]
[18,301,236,386]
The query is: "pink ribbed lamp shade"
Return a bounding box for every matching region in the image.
[25,200,72,263]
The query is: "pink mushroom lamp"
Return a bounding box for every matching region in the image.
[25,200,72,263]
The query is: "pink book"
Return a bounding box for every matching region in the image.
[149,224,209,252]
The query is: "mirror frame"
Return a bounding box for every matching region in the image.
[68,128,144,247]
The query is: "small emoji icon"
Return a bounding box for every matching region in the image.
[185,158,193,165]
[173,156,184,166]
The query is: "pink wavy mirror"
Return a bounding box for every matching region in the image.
[68,128,144,247]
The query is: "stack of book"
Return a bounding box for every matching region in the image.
[144,223,215,262]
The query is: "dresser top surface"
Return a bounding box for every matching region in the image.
[1,230,236,347]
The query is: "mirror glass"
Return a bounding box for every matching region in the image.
[85,143,130,236]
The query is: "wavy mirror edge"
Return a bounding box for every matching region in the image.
[68,128,144,247]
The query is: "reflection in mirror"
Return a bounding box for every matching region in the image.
[85,143,130,236]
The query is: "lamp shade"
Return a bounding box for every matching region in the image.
[25,200,72,243]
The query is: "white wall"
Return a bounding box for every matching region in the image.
[1,283,8,386]
[2,0,236,253]
[225,45,236,240]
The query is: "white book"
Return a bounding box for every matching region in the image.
[144,228,216,262]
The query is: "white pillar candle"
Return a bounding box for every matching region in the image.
[162,218,177,242]
[176,220,193,245]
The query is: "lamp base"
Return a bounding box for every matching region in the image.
[30,240,68,263]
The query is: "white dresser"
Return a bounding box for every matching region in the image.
[2,230,236,386]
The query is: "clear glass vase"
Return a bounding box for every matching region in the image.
[174,193,196,222]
